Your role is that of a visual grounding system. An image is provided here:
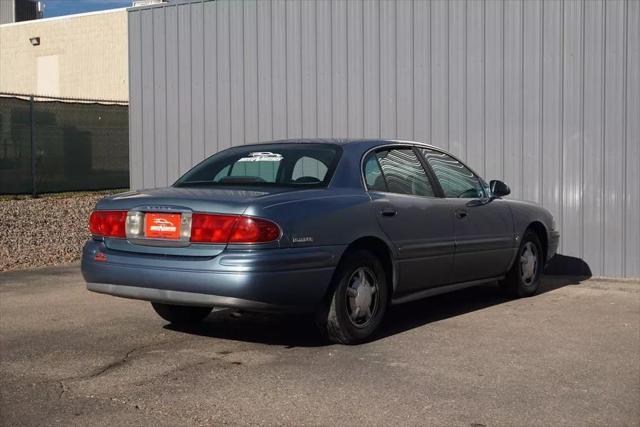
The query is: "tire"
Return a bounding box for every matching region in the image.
[318,250,389,345]
[501,230,544,298]
[151,302,213,325]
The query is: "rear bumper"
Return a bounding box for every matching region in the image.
[81,240,344,312]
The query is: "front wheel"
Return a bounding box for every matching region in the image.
[501,231,544,298]
[151,302,213,325]
[318,250,388,344]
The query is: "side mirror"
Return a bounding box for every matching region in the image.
[490,180,510,197]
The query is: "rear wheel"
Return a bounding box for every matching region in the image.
[501,231,544,298]
[151,302,213,325]
[318,250,388,344]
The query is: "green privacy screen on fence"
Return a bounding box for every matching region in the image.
[0,95,129,195]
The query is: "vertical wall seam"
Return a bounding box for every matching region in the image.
[482,0,486,176]
[580,0,586,260]
[243,0,247,143]
[429,0,436,144]
[140,11,145,187]
[270,0,274,138]
[464,0,468,161]
[256,0,260,142]
[189,4,193,159]
[164,6,168,185]
[446,0,450,150]
[227,1,232,144]
[202,1,205,153]
[559,0,565,248]
[540,0,544,206]
[377,0,381,137]
[394,0,398,137]
[362,0,365,137]
[153,10,157,187]
[284,0,288,137]
[315,0,318,136]
[330,0,333,136]
[621,0,628,275]
[299,0,303,138]
[346,0,350,137]
[501,0,505,178]
[601,1,606,274]
[520,0,524,198]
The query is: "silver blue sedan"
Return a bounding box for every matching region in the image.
[82,139,559,344]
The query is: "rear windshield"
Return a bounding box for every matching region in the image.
[174,143,341,188]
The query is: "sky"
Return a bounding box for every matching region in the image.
[42,0,132,18]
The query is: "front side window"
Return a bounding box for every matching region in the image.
[421,149,485,198]
[175,143,340,188]
[364,148,435,197]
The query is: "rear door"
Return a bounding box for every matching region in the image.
[363,147,454,295]
[419,148,514,282]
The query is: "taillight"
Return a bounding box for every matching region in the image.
[190,214,280,244]
[89,210,127,238]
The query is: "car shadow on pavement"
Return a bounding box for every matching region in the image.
[164,275,589,348]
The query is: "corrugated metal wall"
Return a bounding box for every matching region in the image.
[128,0,639,278]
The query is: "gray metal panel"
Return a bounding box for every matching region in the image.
[625,0,640,277]
[128,10,143,189]
[165,4,180,184]
[271,0,286,139]
[177,3,192,175]
[229,0,244,145]
[285,0,301,138]
[141,8,155,188]
[128,0,640,277]
[301,0,317,137]
[0,0,14,24]
[243,0,259,144]
[582,0,605,275]
[152,6,167,187]
[347,0,364,138]
[190,2,205,164]
[331,0,347,137]
[203,0,218,156]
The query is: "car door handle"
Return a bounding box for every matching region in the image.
[381,208,398,217]
[454,209,468,219]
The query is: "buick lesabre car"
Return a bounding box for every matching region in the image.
[82,139,559,344]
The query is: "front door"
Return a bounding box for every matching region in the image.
[363,147,455,295]
[419,148,515,283]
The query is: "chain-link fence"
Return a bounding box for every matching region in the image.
[0,93,129,195]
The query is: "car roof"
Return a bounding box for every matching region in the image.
[248,138,442,150]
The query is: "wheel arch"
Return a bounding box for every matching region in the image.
[526,221,549,262]
[321,236,396,307]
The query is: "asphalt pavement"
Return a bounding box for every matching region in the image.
[1,265,638,426]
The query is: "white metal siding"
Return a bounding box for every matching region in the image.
[128,0,640,278]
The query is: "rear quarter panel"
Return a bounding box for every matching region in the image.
[242,189,392,252]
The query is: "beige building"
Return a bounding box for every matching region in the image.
[0,8,128,100]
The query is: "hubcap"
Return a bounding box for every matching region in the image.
[520,242,538,285]
[346,267,379,328]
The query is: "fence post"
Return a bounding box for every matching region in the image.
[29,95,37,198]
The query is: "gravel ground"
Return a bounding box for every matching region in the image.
[0,192,117,272]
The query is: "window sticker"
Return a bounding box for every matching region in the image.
[237,152,283,162]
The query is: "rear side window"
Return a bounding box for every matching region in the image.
[364,148,436,197]
[175,143,340,188]
[421,149,485,198]
[292,156,328,184]
[363,154,387,191]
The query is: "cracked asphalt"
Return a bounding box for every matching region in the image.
[1,265,639,426]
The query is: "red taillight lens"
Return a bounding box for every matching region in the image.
[190,214,280,244]
[89,210,127,238]
[228,217,281,243]
[190,214,238,243]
